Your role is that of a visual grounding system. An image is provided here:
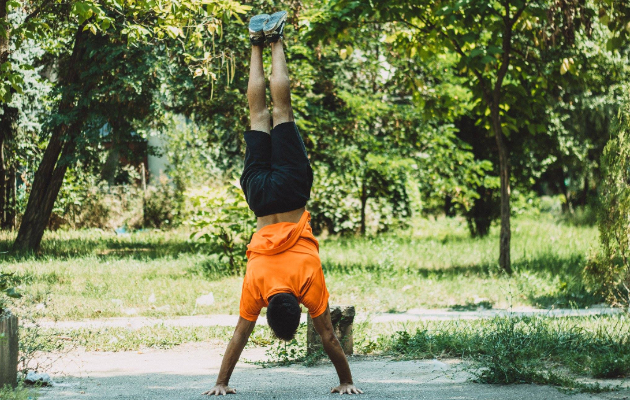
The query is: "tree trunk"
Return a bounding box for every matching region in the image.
[5,163,15,229]
[0,0,8,65]
[0,103,17,229]
[491,106,512,274]
[579,174,588,207]
[360,178,367,236]
[0,128,5,226]
[13,28,88,251]
[1,0,9,228]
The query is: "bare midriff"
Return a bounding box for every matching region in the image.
[256,207,306,230]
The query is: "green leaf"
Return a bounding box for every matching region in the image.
[5,288,21,299]
[469,48,484,58]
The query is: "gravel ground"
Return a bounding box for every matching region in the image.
[37,343,629,400]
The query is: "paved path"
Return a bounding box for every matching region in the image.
[36,306,622,330]
[37,343,628,400]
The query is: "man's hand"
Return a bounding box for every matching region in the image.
[331,383,363,395]
[202,384,236,396]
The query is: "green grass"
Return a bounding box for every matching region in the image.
[373,315,630,392]
[26,325,237,352]
[0,384,38,400]
[1,214,601,320]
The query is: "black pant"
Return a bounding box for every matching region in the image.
[240,121,313,217]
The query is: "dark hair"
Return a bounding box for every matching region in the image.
[266,293,301,341]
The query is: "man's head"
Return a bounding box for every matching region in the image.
[266,293,301,341]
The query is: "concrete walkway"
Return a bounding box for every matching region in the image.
[36,306,622,330]
[37,343,628,400]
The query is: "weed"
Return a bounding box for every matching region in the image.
[384,315,629,393]
[591,353,630,379]
[0,383,37,399]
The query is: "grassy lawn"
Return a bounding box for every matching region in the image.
[1,214,601,321]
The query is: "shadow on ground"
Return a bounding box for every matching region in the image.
[38,355,611,400]
[0,235,201,261]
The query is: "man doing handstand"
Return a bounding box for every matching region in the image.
[203,10,363,396]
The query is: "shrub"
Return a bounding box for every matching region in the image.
[0,384,36,400]
[309,165,362,235]
[0,273,21,315]
[187,183,255,275]
[53,165,145,230]
[585,102,630,308]
[309,162,415,236]
[143,175,180,228]
[591,353,630,379]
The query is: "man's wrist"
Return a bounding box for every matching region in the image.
[216,380,229,386]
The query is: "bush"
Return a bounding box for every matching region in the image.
[187,183,255,275]
[309,162,414,236]
[591,353,630,379]
[143,175,180,229]
[53,165,145,230]
[309,166,362,235]
[0,384,36,400]
[585,102,630,308]
[0,273,21,315]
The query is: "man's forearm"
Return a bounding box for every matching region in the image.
[216,332,249,385]
[321,334,353,384]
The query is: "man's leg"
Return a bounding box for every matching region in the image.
[248,45,271,134]
[270,39,294,128]
[241,44,274,216]
[267,36,312,213]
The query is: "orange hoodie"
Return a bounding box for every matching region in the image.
[240,211,329,322]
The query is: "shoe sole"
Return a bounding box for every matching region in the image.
[249,14,270,33]
[263,11,287,35]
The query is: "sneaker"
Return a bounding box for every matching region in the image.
[264,11,287,43]
[249,14,270,46]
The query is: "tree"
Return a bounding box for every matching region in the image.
[11,0,250,251]
[308,0,594,273]
[165,1,491,235]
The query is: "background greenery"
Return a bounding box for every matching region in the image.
[1,0,630,393]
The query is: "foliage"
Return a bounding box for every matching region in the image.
[0,384,37,400]
[309,165,361,235]
[53,165,145,229]
[0,272,21,314]
[585,100,630,308]
[0,0,251,102]
[143,175,180,229]
[253,323,326,368]
[160,114,226,194]
[187,183,255,275]
[597,0,630,50]
[387,315,627,392]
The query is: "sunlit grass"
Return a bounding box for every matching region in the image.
[1,214,601,320]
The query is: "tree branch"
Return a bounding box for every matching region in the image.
[22,0,54,27]
[493,2,529,103]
